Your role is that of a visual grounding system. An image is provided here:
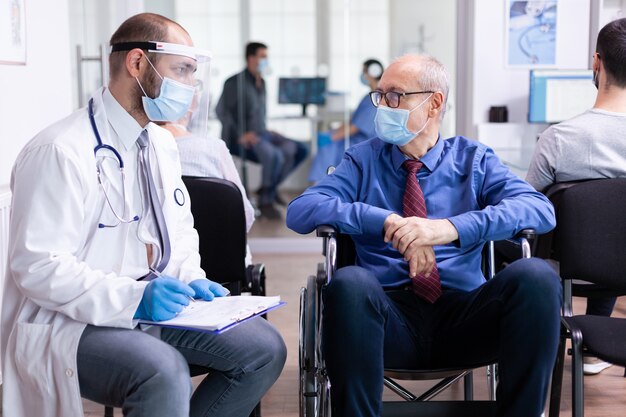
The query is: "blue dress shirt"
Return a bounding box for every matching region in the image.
[287,136,556,291]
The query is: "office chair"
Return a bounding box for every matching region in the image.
[299,225,535,417]
[182,176,265,297]
[545,179,626,417]
[104,177,264,417]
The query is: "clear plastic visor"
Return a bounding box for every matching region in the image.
[111,41,212,138]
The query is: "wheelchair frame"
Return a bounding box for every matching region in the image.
[299,225,534,417]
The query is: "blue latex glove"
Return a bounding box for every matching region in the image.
[189,278,230,301]
[134,276,195,321]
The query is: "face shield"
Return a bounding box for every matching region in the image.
[111,41,212,138]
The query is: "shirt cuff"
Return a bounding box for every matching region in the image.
[447,213,479,248]
[362,206,395,237]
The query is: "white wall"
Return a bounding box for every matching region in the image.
[470,0,590,135]
[0,0,74,186]
[389,0,457,138]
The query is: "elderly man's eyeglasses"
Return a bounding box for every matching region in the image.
[369,90,434,108]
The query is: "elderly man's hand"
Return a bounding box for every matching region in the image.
[403,244,437,278]
[383,214,459,255]
[384,214,458,278]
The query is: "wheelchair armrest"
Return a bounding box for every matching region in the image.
[506,228,536,259]
[316,225,338,238]
[315,226,339,284]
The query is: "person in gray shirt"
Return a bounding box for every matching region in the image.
[526,17,626,375]
[216,42,308,220]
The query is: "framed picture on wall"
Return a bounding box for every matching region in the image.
[0,0,26,65]
[505,0,590,69]
[506,0,558,67]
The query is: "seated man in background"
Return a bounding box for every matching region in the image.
[287,54,561,417]
[216,41,308,220]
[308,58,383,182]
[526,17,626,375]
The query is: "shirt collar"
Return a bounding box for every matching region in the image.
[102,88,144,151]
[391,134,444,173]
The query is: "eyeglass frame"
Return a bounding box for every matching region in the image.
[369,90,435,108]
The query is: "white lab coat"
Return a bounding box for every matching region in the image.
[1,88,204,417]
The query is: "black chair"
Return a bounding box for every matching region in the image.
[182,176,265,297]
[546,179,626,417]
[299,225,535,417]
[104,176,264,417]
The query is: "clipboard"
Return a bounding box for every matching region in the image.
[138,295,285,334]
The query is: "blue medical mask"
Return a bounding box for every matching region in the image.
[136,56,195,122]
[374,94,432,146]
[360,73,369,86]
[258,58,269,73]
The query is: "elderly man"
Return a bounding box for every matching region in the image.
[287,54,561,417]
[3,13,285,417]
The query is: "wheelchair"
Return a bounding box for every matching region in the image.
[299,225,534,417]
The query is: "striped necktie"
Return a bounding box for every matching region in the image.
[402,159,442,303]
[137,131,171,279]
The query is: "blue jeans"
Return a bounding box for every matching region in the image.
[246,132,308,205]
[77,317,286,417]
[322,258,562,417]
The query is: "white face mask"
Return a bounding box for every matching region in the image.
[374,94,432,146]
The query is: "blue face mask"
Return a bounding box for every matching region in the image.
[136,56,195,122]
[374,94,432,146]
[258,58,269,73]
[360,73,369,86]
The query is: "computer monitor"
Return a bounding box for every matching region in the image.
[528,70,597,123]
[278,77,326,116]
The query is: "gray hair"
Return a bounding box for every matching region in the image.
[394,54,449,120]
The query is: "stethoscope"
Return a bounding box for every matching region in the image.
[89,98,140,228]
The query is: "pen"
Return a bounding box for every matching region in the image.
[149,267,196,303]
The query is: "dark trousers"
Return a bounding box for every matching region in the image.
[321,258,562,417]
[244,132,308,205]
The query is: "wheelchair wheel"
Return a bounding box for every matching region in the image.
[300,275,327,416]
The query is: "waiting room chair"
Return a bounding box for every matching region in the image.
[299,225,535,417]
[182,176,265,297]
[546,179,626,417]
[104,177,264,417]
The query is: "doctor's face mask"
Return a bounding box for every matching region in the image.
[135,54,195,122]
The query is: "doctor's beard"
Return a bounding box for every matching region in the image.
[130,68,162,120]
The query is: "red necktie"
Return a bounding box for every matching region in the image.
[402,159,442,303]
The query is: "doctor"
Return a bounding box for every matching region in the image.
[2,13,286,417]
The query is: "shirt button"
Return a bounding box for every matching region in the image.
[65,368,74,377]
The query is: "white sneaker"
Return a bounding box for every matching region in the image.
[583,356,612,375]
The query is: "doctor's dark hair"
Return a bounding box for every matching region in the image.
[245,42,268,59]
[596,17,626,88]
[108,13,188,80]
